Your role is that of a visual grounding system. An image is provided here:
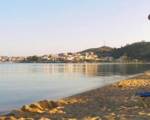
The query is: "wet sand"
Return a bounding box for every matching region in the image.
[0,73,150,120]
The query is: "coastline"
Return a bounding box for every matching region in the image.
[0,72,150,120]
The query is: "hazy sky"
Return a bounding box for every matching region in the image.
[0,0,150,56]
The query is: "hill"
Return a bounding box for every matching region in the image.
[112,41,150,61]
[79,41,150,61]
[79,46,113,57]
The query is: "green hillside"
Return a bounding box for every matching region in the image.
[79,41,150,61]
[112,41,150,61]
[80,46,113,57]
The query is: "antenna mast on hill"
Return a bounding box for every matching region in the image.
[103,40,106,47]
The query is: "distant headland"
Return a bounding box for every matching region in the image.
[0,41,150,63]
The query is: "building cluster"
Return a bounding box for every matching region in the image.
[0,52,139,63]
[39,52,100,63]
[0,56,25,63]
[0,52,108,63]
[57,52,99,62]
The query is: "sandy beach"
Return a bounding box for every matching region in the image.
[1,73,150,120]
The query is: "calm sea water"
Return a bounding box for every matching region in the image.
[0,63,150,113]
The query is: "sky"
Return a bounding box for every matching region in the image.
[0,0,150,56]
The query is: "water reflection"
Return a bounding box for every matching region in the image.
[35,63,150,76]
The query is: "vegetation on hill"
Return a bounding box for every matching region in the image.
[80,46,113,57]
[112,41,150,61]
[79,41,150,61]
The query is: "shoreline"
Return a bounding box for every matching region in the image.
[1,62,150,64]
[1,72,150,120]
[0,73,140,115]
